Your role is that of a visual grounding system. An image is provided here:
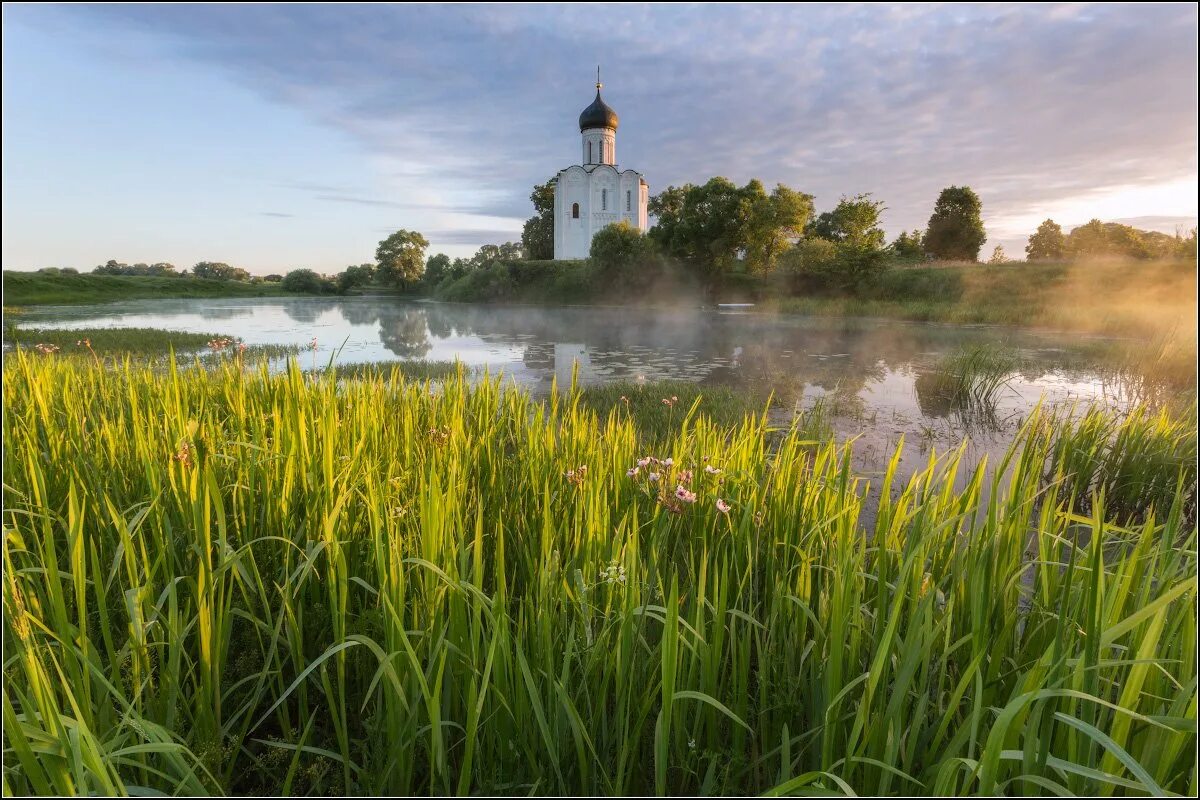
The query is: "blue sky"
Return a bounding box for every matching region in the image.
[3,3,1196,274]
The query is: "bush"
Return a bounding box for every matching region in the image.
[281,269,334,294]
[710,272,770,303]
[589,221,658,287]
[779,240,889,295]
[435,259,603,304]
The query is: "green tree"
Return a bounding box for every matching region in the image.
[650,177,811,277]
[924,186,987,261]
[779,237,887,294]
[808,193,886,249]
[424,253,452,285]
[95,259,182,277]
[743,183,815,274]
[521,179,556,260]
[777,237,837,291]
[648,184,688,222]
[589,221,654,285]
[282,269,333,294]
[465,242,523,270]
[891,229,925,259]
[1063,219,1153,260]
[93,259,130,275]
[192,262,249,281]
[1025,219,1065,261]
[146,262,178,276]
[375,230,429,286]
[337,263,376,293]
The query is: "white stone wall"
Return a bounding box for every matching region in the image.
[554,166,592,260]
[553,164,648,260]
[552,117,648,260]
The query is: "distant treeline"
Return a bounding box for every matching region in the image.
[20,180,1197,305]
[410,180,1197,304]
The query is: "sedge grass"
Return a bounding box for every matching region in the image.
[2,352,1195,796]
[914,343,1022,421]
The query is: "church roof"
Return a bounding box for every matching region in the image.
[579,89,619,131]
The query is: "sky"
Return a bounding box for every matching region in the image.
[2,2,1197,274]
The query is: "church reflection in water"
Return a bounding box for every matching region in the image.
[285,299,1080,415]
[16,294,1123,427]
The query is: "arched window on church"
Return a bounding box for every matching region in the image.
[601,189,607,210]
[587,142,593,163]
[572,203,579,219]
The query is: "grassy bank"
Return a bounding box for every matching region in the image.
[432,258,1197,338]
[2,271,290,306]
[4,326,303,363]
[3,354,1195,795]
[5,325,223,355]
[774,259,1198,337]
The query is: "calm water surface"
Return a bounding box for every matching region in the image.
[16,296,1135,495]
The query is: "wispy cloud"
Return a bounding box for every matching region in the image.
[11,3,1199,258]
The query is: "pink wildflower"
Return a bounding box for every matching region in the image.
[674,485,697,503]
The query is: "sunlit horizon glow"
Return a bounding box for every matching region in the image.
[2,3,1197,274]
[988,177,1199,243]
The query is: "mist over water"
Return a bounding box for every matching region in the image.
[12,296,1126,393]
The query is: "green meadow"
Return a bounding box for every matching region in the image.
[1,272,294,307]
[2,353,1195,796]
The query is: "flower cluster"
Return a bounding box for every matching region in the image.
[33,343,60,355]
[207,337,237,352]
[626,454,732,516]
[598,560,626,584]
[563,465,588,486]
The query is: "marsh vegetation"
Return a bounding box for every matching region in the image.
[2,353,1195,796]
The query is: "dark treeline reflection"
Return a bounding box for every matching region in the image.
[309,299,1092,408]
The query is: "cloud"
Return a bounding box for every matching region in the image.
[21,3,1200,250]
[426,228,525,246]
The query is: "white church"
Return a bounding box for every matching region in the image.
[553,74,649,260]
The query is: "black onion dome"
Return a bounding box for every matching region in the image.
[579,90,619,131]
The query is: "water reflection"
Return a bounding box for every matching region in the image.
[15,296,1124,419]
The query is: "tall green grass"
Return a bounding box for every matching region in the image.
[3,353,1195,795]
[914,343,1021,421]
